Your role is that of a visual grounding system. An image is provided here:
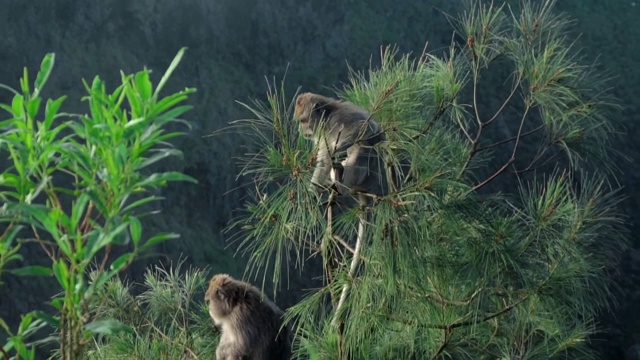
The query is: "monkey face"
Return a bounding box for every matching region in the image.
[298,120,316,139]
[295,93,333,139]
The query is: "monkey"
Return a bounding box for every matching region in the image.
[294,92,388,200]
[205,274,292,360]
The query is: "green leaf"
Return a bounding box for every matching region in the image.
[33,311,60,328]
[135,70,153,101]
[34,53,55,98]
[110,253,134,273]
[0,173,21,188]
[25,97,41,123]
[54,234,73,260]
[49,298,64,311]
[1,224,25,249]
[8,266,52,277]
[137,149,183,170]
[136,171,197,188]
[153,105,193,127]
[88,77,105,122]
[84,319,133,336]
[70,193,91,233]
[87,222,130,259]
[43,96,66,130]
[124,77,143,118]
[11,94,25,119]
[124,116,148,129]
[121,195,163,213]
[0,317,10,334]
[52,260,70,290]
[141,232,180,251]
[20,67,30,96]
[129,216,142,247]
[153,47,187,99]
[150,92,189,117]
[17,312,34,333]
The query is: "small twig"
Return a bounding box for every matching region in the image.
[0,344,9,360]
[332,212,366,328]
[472,63,483,127]
[431,327,451,360]
[455,110,473,143]
[515,147,561,174]
[461,73,523,174]
[426,277,482,306]
[79,202,94,234]
[333,235,356,254]
[31,226,54,259]
[484,74,521,126]
[145,320,199,359]
[476,124,543,153]
[412,105,446,141]
[323,190,338,306]
[98,245,111,273]
[473,105,531,191]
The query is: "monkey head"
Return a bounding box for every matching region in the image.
[294,92,337,139]
[205,274,239,325]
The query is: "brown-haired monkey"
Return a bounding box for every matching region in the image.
[205,274,292,360]
[294,92,390,201]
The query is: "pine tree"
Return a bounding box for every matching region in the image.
[226,1,627,359]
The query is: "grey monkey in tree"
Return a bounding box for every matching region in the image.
[294,92,388,198]
[205,274,292,360]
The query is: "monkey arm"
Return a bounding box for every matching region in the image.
[311,140,336,189]
[340,145,369,192]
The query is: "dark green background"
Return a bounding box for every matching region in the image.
[0,1,637,358]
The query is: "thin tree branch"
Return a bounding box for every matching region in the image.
[473,105,531,191]
[461,73,524,174]
[484,74,522,126]
[333,235,356,255]
[426,277,482,306]
[515,147,562,174]
[431,327,451,360]
[476,124,543,153]
[323,190,338,306]
[332,212,366,328]
[412,105,446,141]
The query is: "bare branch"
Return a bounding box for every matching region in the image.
[476,125,544,153]
[332,213,366,328]
[473,105,532,191]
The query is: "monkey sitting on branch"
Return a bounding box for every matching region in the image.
[294,92,390,202]
[205,274,292,360]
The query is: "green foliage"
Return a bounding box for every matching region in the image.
[225,1,627,359]
[86,264,217,359]
[0,49,196,359]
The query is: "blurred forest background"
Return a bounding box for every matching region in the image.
[0,0,638,358]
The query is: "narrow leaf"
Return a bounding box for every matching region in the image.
[85,319,133,335]
[153,47,187,99]
[43,96,67,130]
[8,266,52,277]
[129,216,142,247]
[52,260,69,290]
[141,232,180,251]
[110,253,134,273]
[121,195,163,213]
[135,70,153,101]
[34,53,55,97]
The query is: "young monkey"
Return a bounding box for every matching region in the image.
[294,92,387,198]
[205,274,292,360]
